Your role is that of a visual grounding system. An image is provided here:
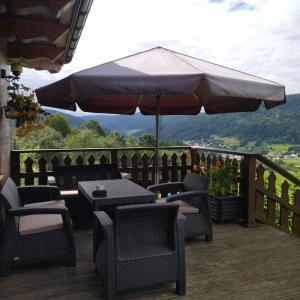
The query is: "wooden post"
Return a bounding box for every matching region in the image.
[131,153,139,183]
[141,154,149,187]
[120,153,128,172]
[180,152,187,181]
[38,157,47,185]
[161,153,168,183]
[255,164,265,218]
[24,157,34,185]
[241,155,256,226]
[189,147,197,172]
[267,172,276,224]
[280,181,290,232]
[10,151,20,185]
[293,190,300,237]
[110,150,118,165]
[171,153,178,182]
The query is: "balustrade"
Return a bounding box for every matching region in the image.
[10,146,300,235]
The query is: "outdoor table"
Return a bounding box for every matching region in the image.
[78,179,155,211]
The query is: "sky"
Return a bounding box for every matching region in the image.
[22,0,300,103]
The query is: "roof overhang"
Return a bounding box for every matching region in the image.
[0,0,93,73]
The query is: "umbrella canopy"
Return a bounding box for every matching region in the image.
[36,47,286,184]
[36,46,285,115]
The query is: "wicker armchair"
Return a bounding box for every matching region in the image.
[94,203,186,299]
[148,173,213,240]
[0,177,76,276]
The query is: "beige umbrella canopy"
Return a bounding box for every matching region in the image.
[36,47,286,183]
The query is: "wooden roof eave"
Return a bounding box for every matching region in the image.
[0,0,94,73]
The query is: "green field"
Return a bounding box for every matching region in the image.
[211,135,240,146]
[212,136,300,195]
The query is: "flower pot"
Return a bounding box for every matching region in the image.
[209,194,242,223]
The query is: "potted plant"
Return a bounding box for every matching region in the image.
[207,160,242,223]
[5,82,48,137]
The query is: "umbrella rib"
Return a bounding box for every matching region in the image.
[137,95,143,106]
[165,47,283,85]
[167,49,203,73]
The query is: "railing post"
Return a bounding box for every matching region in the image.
[241,154,256,226]
[110,150,118,165]
[189,147,197,172]
[10,151,20,185]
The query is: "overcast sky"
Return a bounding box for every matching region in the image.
[23,0,300,97]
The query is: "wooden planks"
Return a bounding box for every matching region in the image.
[1,224,300,299]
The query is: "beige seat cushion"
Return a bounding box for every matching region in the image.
[60,190,78,197]
[24,200,65,208]
[19,200,65,236]
[158,198,199,214]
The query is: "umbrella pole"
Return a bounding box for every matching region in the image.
[155,95,161,185]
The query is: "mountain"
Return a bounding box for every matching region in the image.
[46,93,300,144]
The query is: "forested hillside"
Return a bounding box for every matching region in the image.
[160,93,300,144]
[46,93,300,144]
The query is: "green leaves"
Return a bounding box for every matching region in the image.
[208,162,235,197]
[5,83,47,136]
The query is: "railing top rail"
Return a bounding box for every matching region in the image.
[11,146,253,156]
[11,146,192,154]
[191,146,252,156]
[255,154,300,187]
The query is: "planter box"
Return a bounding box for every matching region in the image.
[210,194,242,223]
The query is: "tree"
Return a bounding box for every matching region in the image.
[109,131,126,146]
[138,134,156,147]
[44,113,72,137]
[80,120,106,136]
[13,126,64,150]
[126,134,138,147]
[65,129,100,148]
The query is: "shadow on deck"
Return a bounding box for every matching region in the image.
[1,223,300,300]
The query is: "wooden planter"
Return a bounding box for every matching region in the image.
[209,194,242,223]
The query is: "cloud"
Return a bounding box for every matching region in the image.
[22,0,300,95]
[209,0,226,3]
[228,1,256,12]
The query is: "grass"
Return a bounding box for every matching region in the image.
[211,135,240,146]
[264,143,297,154]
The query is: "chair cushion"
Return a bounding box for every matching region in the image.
[24,200,65,208]
[60,190,78,197]
[19,200,65,236]
[158,198,199,214]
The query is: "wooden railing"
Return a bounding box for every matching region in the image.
[10,146,300,235]
[254,154,300,236]
[11,146,193,187]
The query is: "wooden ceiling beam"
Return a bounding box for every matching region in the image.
[7,43,64,62]
[0,0,71,14]
[0,17,68,43]
[21,58,62,73]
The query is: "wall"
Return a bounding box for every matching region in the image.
[0,41,10,178]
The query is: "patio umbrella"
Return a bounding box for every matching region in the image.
[36,47,286,183]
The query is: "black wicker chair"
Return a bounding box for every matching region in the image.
[0,177,76,276]
[94,203,186,300]
[148,173,213,240]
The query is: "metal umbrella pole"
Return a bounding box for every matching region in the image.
[155,94,161,184]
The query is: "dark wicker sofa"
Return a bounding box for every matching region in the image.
[0,177,75,276]
[94,203,186,299]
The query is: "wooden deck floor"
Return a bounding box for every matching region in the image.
[1,223,300,300]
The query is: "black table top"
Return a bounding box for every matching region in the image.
[78,179,155,209]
